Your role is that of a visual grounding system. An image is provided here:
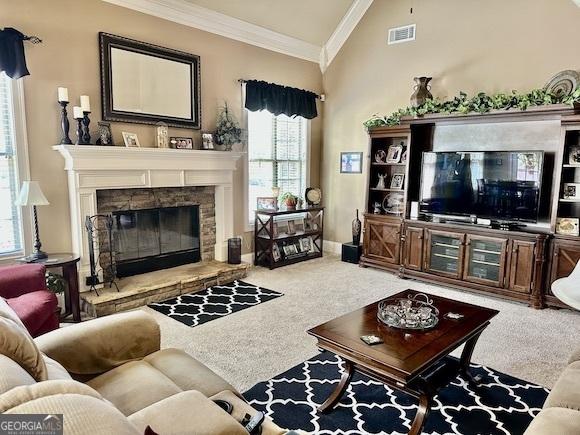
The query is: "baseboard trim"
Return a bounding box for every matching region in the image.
[323,240,342,255]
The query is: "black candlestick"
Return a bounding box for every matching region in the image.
[82,111,91,144]
[59,101,72,144]
[75,118,85,145]
[24,205,48,262]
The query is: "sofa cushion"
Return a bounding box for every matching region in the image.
[6,290,58,337]
[0,354,35,395]
[43,354,72,381]
[128,390,247,435]
[524,407,580,435]
[143,348,236,397]
[543,361,580,411]
[0,298,47,381]
[87,360,182,416]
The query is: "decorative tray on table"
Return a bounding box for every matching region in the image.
[377,293,439,330]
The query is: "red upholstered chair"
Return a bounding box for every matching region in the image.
[0,264,59,337]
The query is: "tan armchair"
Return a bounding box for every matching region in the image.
[0,297,286,434]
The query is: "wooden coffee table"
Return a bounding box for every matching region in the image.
[307,289,499,435]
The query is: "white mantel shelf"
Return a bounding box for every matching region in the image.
[53,145,244,290]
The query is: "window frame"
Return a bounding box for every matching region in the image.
[244,109,311,232]
[0,76,32,262]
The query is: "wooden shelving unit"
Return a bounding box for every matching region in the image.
[254,207,324,269]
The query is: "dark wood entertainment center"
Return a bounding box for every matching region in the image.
[361,105,580,309]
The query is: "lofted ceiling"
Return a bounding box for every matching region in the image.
[182,0,354,46]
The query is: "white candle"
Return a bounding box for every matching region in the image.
[80,95,90,112]
[73,106,83,119]
[57,87,68,102]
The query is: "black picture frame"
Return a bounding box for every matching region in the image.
[99,32,201,129]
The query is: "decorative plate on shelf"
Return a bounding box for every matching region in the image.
[382,192,404,215]
[374,149,387,163]
[305,188,322,206]
[544,70,580,98]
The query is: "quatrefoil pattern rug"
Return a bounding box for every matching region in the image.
[243,351,549,435]
[148,280,282,327]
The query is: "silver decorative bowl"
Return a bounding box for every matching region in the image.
[377,293,439,330]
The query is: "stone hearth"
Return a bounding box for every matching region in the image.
[81,260,249,317]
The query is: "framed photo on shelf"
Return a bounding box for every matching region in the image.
[170,137,193,149]
[386,145,402,163]
[568,146,580,166]
[256,197,278,211]
[340,152,363,173]
[563,183,580,200]
[272,243,282,262]
[122,132,140,147]
[286,220,296,235]
[390,173,405,189]
[299,236,315,253]
[556,218,580,236]
[283,244,298,256]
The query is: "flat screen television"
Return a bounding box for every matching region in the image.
[419,151,544,223]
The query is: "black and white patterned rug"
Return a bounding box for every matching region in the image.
[148,280,282,327]
[243,351,548,435]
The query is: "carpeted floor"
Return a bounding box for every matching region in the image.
[141,255,580,392]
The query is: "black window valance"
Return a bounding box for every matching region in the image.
[244,80,318,119]
[0,28,30,79]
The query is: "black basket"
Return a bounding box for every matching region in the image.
[228,237,242,264]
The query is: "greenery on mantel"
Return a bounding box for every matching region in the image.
[364,88,580,129]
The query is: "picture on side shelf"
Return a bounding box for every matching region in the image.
[272,243,281,262]
[299,236,314,253]
[386,145,402,163]
[568,146,580,166]
[340,152,363,173]
[256,197,278,211]
[170,137,193,149]
[390,173,405,190]
[283,244,298,256]
[563,183,580,200]
[286,220,296,235]
[556,218,580,236]
[122,132,140,147]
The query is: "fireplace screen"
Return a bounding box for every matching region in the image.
[112,205,200,277]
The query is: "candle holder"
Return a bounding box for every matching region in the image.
[58,101,72,144]
[75,117,86,145]
[82,111,91,144]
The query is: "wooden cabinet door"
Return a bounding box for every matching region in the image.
[423,229,465,279]
[507,240,535,293]
[549,242,580,295]
[363,218,401,264]
[462,235,507,287]
[403,227,424,271]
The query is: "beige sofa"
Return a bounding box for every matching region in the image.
[0,297,286,434]
[524,348,580,434]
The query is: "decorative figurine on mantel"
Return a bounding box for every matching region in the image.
[156,122,169,148]
[352,209,361,245]
[376,173,386,190]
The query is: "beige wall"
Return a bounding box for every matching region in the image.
[321,0,580,242]
[3,0,322,255]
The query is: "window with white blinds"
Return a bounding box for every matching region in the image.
[248,110,308,223]
[0,73,23,255]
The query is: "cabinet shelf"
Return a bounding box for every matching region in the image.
[562,164,580,168]
[472,248,501,255]
[433,242,460,249]
[559,198,580,203]
[433,253,459,260]
[472,259,501,267]
[257,229,321,241]
[370,188,405,192]
[371,162,407,166]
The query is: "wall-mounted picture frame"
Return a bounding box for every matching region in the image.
[563,183,580,200]
[340,152,363,173]
[556,218,580,236]
[170,137,193,149]
[390,173,405,189]
[569,146,580,166]
[122,132,140,147]
[256,197,278,211]
[386,145,402,163]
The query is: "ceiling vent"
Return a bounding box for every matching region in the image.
[388,24,416,45]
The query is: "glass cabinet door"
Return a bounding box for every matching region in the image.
[464,236,506,286]
[426,231,464,278]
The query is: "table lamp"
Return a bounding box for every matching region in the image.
[15,181,49,262]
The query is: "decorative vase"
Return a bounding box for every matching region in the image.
[352,209,361,246]
[376,174,386,189]
[410,77,433,107]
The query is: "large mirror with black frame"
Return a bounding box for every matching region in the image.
[99,32,201,129]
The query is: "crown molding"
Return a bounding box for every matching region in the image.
[101,0,321,63]
[320,0,374,72]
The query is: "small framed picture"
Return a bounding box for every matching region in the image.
[299,236,314,253]
[272,243,282,262]
[122,132,140,147]
[202,132,215,150]
[390,173,405,190]
[256,197,278,211]
[287,220,296,235]
[563,183,580,199]
[170,137,193,149]
[568,146,580,166]
[556,218,580,236]
[340,152,363,173]
[386,145,402,163]
[283,244,298,256]
[96,122,113,145]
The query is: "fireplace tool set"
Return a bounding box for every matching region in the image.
[85,214,119,295]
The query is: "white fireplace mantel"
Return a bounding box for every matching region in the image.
[53,145,243,289]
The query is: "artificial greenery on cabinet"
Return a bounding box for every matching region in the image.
[364,88,580,129]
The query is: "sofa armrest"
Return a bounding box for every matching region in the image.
[0,264,47,299]
[569,348,580,365]
[34,311,160,377]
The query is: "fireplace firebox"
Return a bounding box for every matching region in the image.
[112,205,200,277]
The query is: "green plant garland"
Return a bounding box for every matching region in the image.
[364,88,580,130]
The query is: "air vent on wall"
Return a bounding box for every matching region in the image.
[388,24,416,45]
